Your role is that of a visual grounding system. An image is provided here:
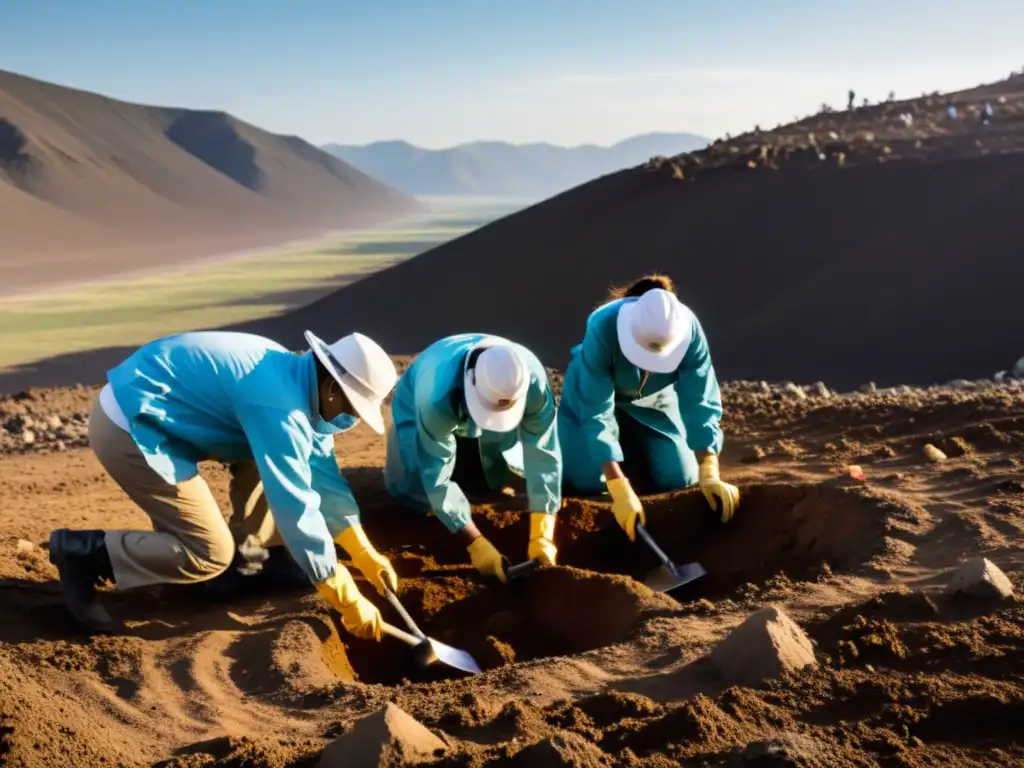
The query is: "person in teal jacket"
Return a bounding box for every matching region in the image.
[384,334,561,582]
[558,275,740,541]
[47,329,399,641]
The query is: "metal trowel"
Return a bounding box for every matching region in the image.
[381,586,482,675]
[635,523,706,592]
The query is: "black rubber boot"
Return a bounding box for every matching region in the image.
[48,529,119,633]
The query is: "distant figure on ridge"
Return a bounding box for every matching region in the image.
[47,330,399,642]
[557,275,740,543]
[383,334,562,582]
[848,89,856,111]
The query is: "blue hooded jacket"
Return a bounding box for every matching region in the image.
[559,297,724,467]
[385,333,561,532]
[105,331,362,583]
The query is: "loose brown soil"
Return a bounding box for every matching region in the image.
[1,380,1022,766]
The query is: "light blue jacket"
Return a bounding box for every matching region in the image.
[387,334,561,533]
[559,298,724,465]
[105,331,362,584]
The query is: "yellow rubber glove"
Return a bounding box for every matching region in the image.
[527,512,557,566]
[607,476,645,542]
[698,453,740,523]
[336,525,398,596]
[314,565,383,641]
[468,536,507,583]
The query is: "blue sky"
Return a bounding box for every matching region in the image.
[3,1,1021,148]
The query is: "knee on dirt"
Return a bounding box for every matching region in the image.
[184,532,237,581]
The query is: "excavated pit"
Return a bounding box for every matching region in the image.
[306,480,899,687]
[557,481,901,601]
[322,566,676,686]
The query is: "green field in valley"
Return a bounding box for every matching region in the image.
[0,196,528,371]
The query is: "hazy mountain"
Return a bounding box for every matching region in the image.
[322,133,709,196]
[0,68,420,295]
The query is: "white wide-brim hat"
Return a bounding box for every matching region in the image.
[616,289,693,374]
[464,345,529,433]
[305,330,395,434]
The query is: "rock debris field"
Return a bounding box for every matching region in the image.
[1,375,1022,766]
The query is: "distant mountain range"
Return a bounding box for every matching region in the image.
[0,68,418,296]
[322,133,709,196]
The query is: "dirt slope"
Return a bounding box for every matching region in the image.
[1,376,1022,766]
[0,69,421,295]
[237,73,1024,390]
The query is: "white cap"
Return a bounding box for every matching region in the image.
[615,288,693,373]
[464,344,529,433]
[304,330,397,434]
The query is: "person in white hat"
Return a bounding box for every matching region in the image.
[383,334,562,582]
[558,275,739,541]
[47,329,398,643]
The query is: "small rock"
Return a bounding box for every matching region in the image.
[46,415,62,429]
[728,732,831,766]
[923,444,947,463]
[812,381,832,398]
[1013,356,1024,379]
[758,381,772,395]
[710,606,818,686]
[506,731,611,767]
[859,382,877,395]
[318,703,446,767]
[946,379,974,390]
[781,382,807,400]
[945,557,1015,601]
[55,441,67,452]
[20,430,36,445]
[16,539,34,552]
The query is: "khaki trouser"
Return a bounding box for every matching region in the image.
[88,400,282,590]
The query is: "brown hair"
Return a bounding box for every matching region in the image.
[607,273,676,301]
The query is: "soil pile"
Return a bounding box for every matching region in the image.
[234,72,1024,389]
[0,69,421,296]
[1,376,1022,766]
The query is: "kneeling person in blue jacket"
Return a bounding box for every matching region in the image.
[558,275,740,541]
[384,334,562,582]
[48,329,399,641]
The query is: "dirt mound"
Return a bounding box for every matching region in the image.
[226,72,1024,390]
[0,68,420,297]
[1,381,1023,765]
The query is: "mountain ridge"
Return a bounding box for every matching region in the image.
[0,68,421,296]
[323,132,709,195]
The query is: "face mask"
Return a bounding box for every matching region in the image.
[312,411,358,436]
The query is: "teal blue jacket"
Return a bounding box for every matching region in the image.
[559,298,724,464]
[105,331,361,584]
[388,334,561,532]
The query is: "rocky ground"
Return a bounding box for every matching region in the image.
[643,72,1024,182]
[0,375,1022,767]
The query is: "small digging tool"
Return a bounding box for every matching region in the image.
[634,523,707,592]
[381,586,482,675]
[506,559,540,581]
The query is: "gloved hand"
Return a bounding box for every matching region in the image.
[336,525,398,596]
[698,453,740,523]
[607,476,645,542]
[314,565,383,641]
[468,536,507,583]
[527,512,557,566]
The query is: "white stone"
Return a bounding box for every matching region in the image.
[945,557,1015,601]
